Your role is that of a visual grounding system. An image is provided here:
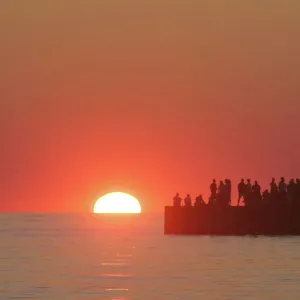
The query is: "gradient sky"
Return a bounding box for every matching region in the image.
[1,1,300,212]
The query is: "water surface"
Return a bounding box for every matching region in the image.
[1,213,300,299]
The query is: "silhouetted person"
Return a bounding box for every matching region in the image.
[210,179,217,201]
[296,178,300,197]
[252,180,261,202]
[244,179,252,206]
[208,195,217,205]
[237,179,246,206]
[218,180,227,207]
[270,178,278,197]
[287,179,296,206]
[295,178,300,208]
[195,194,205,206]
[278,177,287,202]
[225,179,232,205]
[173,193,182,207]
[184,194,192,207]
[262,189,271,205]
[228,179,232,204]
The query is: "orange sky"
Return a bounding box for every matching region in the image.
[1,1,300,212]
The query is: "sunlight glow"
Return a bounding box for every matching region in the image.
[93,192,142,213]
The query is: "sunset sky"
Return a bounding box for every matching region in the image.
[1,1,300,212]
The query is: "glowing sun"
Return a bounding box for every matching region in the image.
[93,192,142,214]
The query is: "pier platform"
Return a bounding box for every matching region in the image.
[164,205,300,235]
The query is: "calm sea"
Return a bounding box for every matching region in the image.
[1,213,300,299]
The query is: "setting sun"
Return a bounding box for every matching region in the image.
[93,192,142,213]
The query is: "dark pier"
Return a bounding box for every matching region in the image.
[164,205,300,235]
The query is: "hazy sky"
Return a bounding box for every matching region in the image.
[1,1,300,211]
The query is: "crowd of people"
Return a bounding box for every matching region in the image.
[173,177,300,208]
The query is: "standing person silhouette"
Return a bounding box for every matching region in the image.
[210,179,217,202]
[244,179,252,206]
[184,194,192,207]
[225,179,232,205]
[173,193,182,207]
[270,178,278,198]
[287,179,296,206]
[252,180,261,203]
[237,179,246,206]
[218,181,227,207]
[295,179,300,208]
[278,177,287,201]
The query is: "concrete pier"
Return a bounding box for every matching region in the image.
[164,205,300,235]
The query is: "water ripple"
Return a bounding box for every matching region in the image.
[1,213,300,299]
